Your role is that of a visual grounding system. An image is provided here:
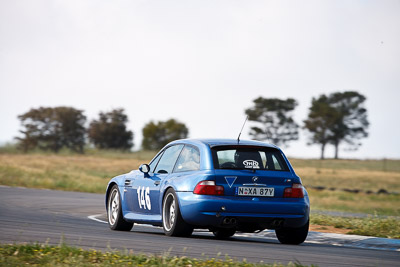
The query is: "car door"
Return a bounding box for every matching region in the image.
[130,144,184,217]
[122,151,162,218]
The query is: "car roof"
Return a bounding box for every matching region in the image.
[160,139,290,172]
[169,138,279,149]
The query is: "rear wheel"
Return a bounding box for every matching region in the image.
[275,220,309,245]
[107,185,133,231]
[212,228,236,239]
[162,188,193,237]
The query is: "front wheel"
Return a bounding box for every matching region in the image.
[275,220,309,245]
[162,188,193,237]
[107,185,133,231]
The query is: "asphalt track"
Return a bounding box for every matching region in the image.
[0,186,399,266]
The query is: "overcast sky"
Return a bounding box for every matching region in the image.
[1,0,399,159]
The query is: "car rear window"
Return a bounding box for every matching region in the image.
[211,146,289,171]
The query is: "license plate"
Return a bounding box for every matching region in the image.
[236,187,274,197]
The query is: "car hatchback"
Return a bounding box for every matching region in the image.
[106,139,310,244]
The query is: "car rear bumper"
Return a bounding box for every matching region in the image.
[176,192,310,229]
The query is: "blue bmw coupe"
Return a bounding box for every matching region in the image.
[106,139,310,244]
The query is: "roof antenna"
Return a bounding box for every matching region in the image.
[237,115,248,143]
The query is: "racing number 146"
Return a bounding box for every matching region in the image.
[137,186,151,210]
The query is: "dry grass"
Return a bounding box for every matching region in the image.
[297,167,400,192]
[311,214,400,239]
[289,158,400,216]
[0,154,145,193]
[289,158,400,173]
[308,189,400,216]
[289,158,400,192]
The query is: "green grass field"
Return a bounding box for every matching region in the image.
[0,243,310,267]
[0,149,399,238]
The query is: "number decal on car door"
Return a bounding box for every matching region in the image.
[137,186,151,210]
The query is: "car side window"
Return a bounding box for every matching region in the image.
[149,151,163,173]
[173,145,200,173]
[272,154,285,170]
[272,156,282,170]
[154,145,184,174]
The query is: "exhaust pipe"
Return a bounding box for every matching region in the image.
[222,217,237,225]
[271,219,283,227]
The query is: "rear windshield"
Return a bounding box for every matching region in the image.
[211,146,289,171]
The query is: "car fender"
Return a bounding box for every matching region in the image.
[105,174,127,208]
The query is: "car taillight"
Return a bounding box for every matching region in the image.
[283,183,304,198]
[193,181,224,196]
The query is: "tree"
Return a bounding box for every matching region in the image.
[88,108,134,150]
[303,95,337,159]
[17,107,86,153]
[304,91,369,159]
[142,119,188,150]
[328,91,369,159]
[245,97,299,147]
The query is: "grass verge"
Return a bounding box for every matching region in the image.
[0,243,312,267]
[308,189,400,216]
[311,214,400,239]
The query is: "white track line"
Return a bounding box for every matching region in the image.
[87,214,108,224]
[88,214,157,229]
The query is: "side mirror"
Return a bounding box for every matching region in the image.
[139,164,150,174]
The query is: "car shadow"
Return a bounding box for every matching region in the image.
[129,226,335,249]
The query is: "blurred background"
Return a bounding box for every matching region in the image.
[1,0,399,159]
[0,0,399,239]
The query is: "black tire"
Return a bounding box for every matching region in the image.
[212,228,236,239]
[107,185,133,231]
[162,188,193,237]
[275,220,309,245]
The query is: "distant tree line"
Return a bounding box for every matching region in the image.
[16,108,188,154]
[17,107,86,153]
[245,91,369,159]
[16,90,369,159]
[141,119,188,150]
[88,108,133,150]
